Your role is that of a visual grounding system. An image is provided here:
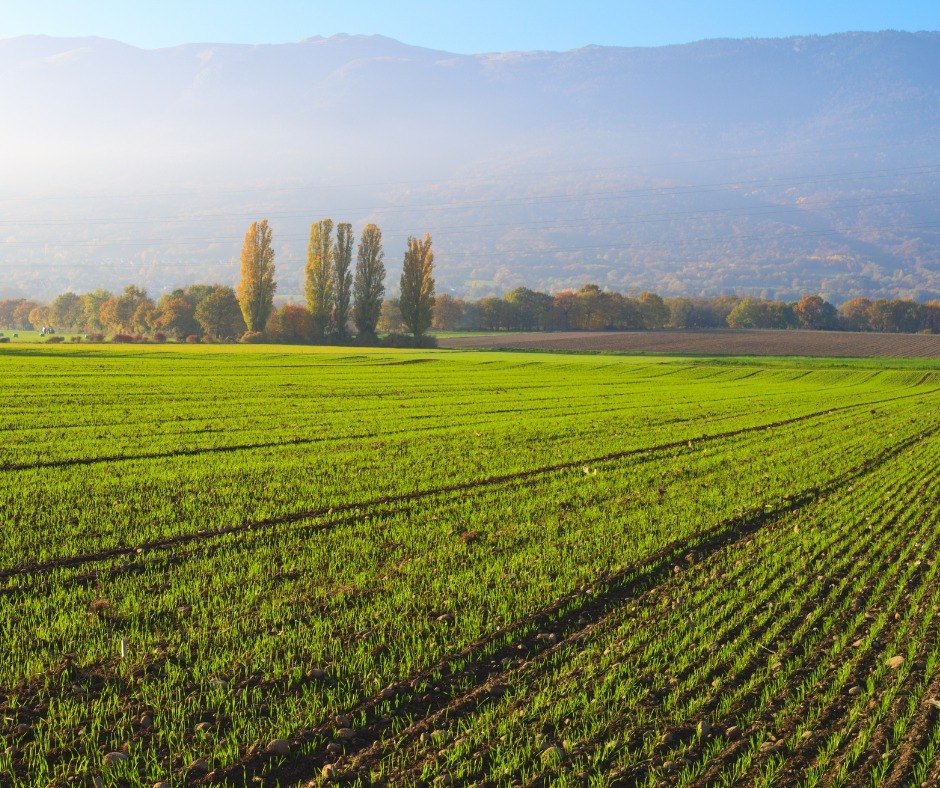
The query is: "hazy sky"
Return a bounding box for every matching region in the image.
[3,0,939,52]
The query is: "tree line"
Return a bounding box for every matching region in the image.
[0,220,438,344]
[411,287,940,335]
[6,239,940,340]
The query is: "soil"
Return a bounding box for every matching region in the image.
[438,329,940,357]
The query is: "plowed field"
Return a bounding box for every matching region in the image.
[439,329,940,357]
[2,344,940,786]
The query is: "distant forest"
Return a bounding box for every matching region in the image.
[2,285,939,343]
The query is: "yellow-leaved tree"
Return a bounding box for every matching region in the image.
[399,233,435,338]
[236,220,277,333]
[305,218,334,338]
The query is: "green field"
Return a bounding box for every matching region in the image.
[2,345,940,786]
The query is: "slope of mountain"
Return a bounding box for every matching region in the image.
[1,31,938,301]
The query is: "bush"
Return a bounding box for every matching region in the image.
[240,331,266,344]
[45,335,65,344]
[153,332,167,343]
[0,337,9,344]
[88,333,105,343]
[380,333,439,349]
[111,333,134,343]
[185,334,201,344]
[69,336,83,343]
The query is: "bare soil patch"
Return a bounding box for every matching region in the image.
[439,329,940,357]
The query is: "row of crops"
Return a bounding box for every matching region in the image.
[1,344,939,785]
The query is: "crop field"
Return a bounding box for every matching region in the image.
[2,344,940,786]
[439,329,940,358]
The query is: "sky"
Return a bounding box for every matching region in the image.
[2,0,940,53]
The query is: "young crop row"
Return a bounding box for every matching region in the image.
[1,352,935,569]
[1,346,939,786]
[351,419,940,785]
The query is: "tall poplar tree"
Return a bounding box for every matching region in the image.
[333,222,354,339]
[399,233,435,338]
[236,220,277,332]
[353,224,386,338]
[305,218,334,338]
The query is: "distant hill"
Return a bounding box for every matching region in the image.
[1,31,939,302]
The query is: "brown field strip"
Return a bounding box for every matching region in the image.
[439,329,940,357]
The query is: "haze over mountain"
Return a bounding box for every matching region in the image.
[1,31,939,302]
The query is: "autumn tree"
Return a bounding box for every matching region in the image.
[236,220,277,333]
[399,234,436,338]
[726,297,795,329]
[305,218,334,338]
[552,291,579,330]
[0,299,23,328]
[195,285,246,340]
[503,287,554,331]
[332,222,354,339]
[377,299,404,333]
[475,296,507,331]
[152,295,199,339]
[100,286,152,334]
[81,290,112,333]
[265,303,315,343]
[49,293,85,332]
[28,305,51,330]
[432,293,465,331]
[11,300,39,330]
[353,224,386,339]
[793,294,838,330]
[638,291,669,329]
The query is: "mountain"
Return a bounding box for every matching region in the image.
[1,31,939,302]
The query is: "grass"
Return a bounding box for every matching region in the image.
[1,344,939,785]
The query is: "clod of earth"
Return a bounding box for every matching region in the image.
[102,752,129,766]
[265,738,290,756]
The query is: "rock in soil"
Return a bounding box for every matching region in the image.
[265,739,290,756]
[103,752,129,767]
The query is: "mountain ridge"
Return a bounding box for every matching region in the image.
[1,31,939,302]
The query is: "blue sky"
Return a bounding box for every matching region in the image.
[3,0,939,52]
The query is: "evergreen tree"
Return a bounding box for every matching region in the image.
[236,220,277,332]
[399,233,435,338]
[305,218,334,337]
[333,223,354,339]
[353,224,386,338]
